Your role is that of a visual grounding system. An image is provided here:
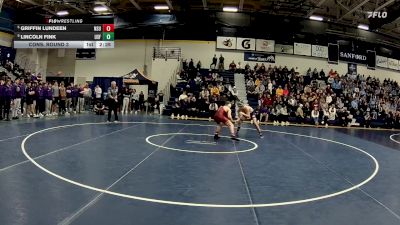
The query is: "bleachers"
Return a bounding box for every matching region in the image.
[218,71,235,84]
[198,69,235,84]
[162,69,236,117]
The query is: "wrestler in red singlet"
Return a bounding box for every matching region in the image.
[214,105,229,124]
[213,101,239,141]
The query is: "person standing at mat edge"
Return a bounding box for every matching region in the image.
[107,81,119,122]
[237,102,263,138]
[214,101,239,141]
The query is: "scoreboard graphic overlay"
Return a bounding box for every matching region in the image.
[14,17,114,49]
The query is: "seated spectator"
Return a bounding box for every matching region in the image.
[255,77,261,87]
[210,85,220,97]
[259,104,270,122]
[321,105,330,127]
[279,104,289,126]
[283,86,289,97]
[187,96,198,117]
[218,82,225,93]
[326,93,333,104]
[178,91,188,101]
[247,78,255,88]
[255,83,265,96]
[276,85,284,97]
[288,96,297,113]
[259,63,266,73]
[171,98,181,119]
[328,69,336,78]
[311,107,320,126]
[209,100,218,119]
[296,104,305,123]
[271,103,281,125]
[94,101,105,115]
[328,104,337,123]
[267,80,273,93]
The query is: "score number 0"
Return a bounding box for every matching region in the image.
[93,24,114,32]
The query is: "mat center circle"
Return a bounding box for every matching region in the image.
[145,133,258,154]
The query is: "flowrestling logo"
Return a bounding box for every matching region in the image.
[367,11,388,18]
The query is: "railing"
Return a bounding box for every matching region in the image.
[15,53,45,76]
[161,62,181,105]
[153,47,181,61]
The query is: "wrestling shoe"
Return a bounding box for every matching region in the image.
[230,136,240,141]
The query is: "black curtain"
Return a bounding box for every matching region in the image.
[92,77,123,93]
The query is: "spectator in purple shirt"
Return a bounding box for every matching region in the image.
[12,78,22,119]
[36,83,46,117]
[26,82,36,117]
[45,83,53,116]
[71,84,79,113]
[20,79,26,117]
[78,84,85,114]
[3,80,13,121]
[65,84,72,114]
[0,79,5,120]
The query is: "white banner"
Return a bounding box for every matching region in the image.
[294,42,311,56]
[256,39,275,52]
[376,55,388,68]
[388,58,399,70]
[236,38,256,51]
[216,36,236,49]
[312,45,328,58]
[275,44,293,54]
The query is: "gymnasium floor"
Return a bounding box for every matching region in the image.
[0,115,399,225]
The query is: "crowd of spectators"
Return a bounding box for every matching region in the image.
[2,60,42,81]
[0,76,97,120]
[244,63,400,129]
[2,56,399,129]
[170,55,400,129]
[0,63,162,121]
[169,57,238,119]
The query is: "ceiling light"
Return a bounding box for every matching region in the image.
[223,6,238,12]
[309,15,323,21]
[154,5,169,10]
[357,24,369,30]
[56,10,69,16]
[93,5,108,12]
